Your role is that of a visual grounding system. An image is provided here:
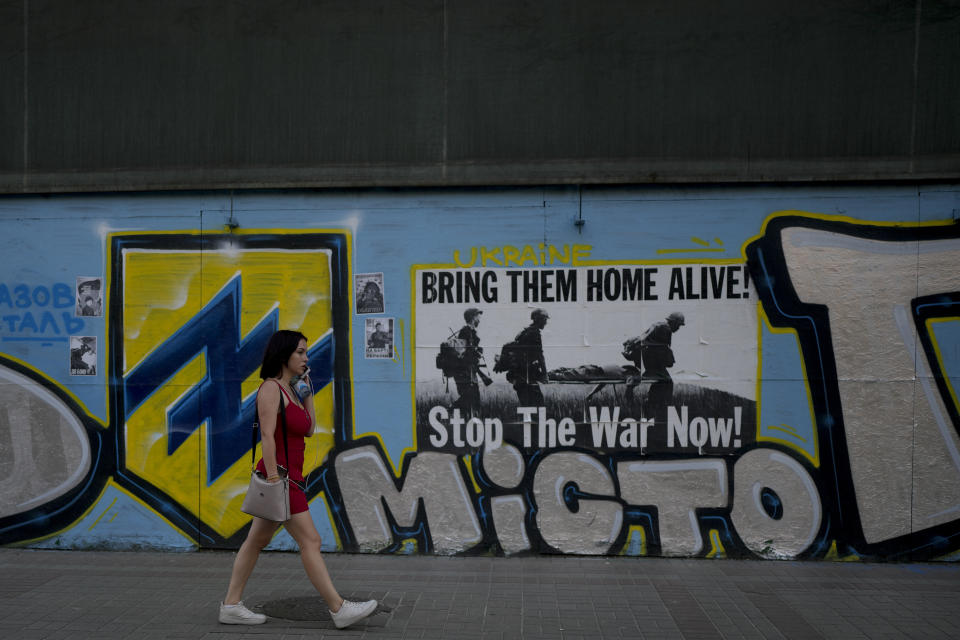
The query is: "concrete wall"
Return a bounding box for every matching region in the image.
[1,184,959,560]
[2,1,959,192]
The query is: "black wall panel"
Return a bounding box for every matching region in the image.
[1,0,958,193]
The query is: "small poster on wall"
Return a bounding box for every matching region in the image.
[69,336,97,376]
[365,317,394,359]
[76,277,103,317]
[354,272,384,314]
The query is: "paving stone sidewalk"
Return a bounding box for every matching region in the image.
[1,548,957,639]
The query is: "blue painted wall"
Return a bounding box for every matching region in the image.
[1,184,958,560]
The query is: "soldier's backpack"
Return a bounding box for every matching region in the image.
[436,333,466,378]
[493,340,522,374]
[621,335,644,362]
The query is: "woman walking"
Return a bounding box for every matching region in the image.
[220,330,377,629]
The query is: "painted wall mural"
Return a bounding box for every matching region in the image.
[0,186,958,561]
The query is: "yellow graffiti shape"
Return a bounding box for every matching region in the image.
[122,247,336,538]
[618,524,647,556]
[123,250,333,370]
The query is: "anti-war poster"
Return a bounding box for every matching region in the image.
[413,245,757,456]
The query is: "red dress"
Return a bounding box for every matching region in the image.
[255,381,312,514]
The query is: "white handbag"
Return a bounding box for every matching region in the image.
[240,395,291,522]
[240,468,290,522]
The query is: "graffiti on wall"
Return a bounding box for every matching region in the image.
[112,232,352,543]
[0,230,353,547]
[1,203,959,561]
[336,215,960,559]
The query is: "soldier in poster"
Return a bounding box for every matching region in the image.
[508,308,549,407]
[70,336,97,375]
[365,318,394,359]
[76,277,102,317]
[638,312,685,382]
[623,311,686,421]
[368,321,391,348]
[451,308,488,417]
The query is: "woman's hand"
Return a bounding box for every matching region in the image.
[298,372,313,397]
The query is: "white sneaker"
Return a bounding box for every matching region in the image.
[330,598,377,629]
[219,601,267,625]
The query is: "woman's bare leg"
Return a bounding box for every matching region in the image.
[283,511,343,611]
[224,517,280,604]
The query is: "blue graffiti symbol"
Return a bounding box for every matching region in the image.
[123,275,333,484]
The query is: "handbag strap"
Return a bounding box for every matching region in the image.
[251,380,291,472]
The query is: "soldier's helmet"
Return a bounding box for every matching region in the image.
[667,312,685,327]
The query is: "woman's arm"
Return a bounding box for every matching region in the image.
[257,381,283,481]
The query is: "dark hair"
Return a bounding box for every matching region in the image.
[259,330,308,380]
